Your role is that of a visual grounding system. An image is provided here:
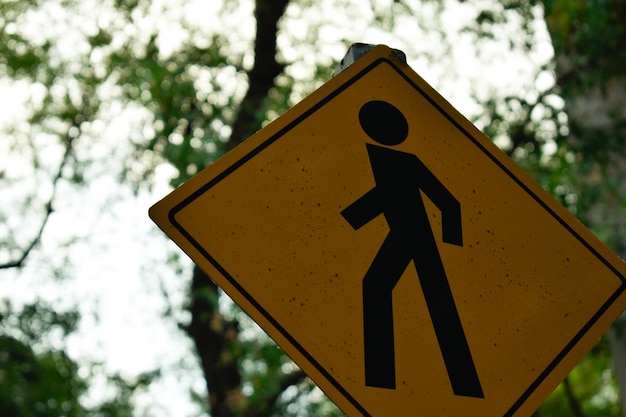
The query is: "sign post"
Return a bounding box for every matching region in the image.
[150,45,626,416]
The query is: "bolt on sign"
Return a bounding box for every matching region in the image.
[149,45,626,416]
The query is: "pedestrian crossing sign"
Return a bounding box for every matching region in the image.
[149,45,626,416]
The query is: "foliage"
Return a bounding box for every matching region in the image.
[0,334,84,417]
[0,301,147,417]
[542,0,626,235]
[0,302,85,417]
[544,0,626,89]
[108,33,233,188]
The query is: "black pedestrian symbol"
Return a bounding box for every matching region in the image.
[341,100,484,398]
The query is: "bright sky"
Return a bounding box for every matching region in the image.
[0,0,554,416]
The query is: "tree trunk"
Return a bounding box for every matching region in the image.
[184,0,291,416]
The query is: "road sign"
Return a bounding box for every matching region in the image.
[149,45,626,416]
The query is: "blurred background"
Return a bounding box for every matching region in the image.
[1,0,625,416]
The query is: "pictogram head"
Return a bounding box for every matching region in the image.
[359,100,408,146]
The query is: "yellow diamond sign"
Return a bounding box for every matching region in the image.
[150,45,626,416]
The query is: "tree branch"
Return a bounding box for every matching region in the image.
[501,83,560,158]
[0,134,74,270]
[563,376,586,417]
[264,369,307,411]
